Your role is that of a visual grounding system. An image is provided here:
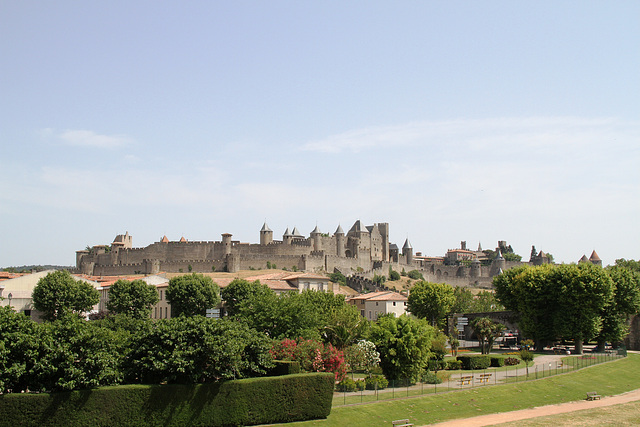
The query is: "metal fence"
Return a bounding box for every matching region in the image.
[334,350,625,406]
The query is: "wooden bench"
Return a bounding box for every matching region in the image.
[477,373,492,384]
[586,391,601,401]
[457,375,473,386]
[392,419,414,427]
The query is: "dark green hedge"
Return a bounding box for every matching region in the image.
[457,355,491,370]
[269,360,301,376]
[0,373,334,427]
[490,357,505,367]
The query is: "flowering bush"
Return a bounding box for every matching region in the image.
[504,357,520,366]
[271,338,347,381]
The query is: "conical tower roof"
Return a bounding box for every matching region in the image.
[311,225,321,234]
[495,248,504,260]
[335,224,344,235]
[260,222,272,232]
[292,227,304,238]
[349,220,364,234]
[589,250,601,261]
[161,235,169,243]
[579,255,590,263]
[403,239,412,250]
[283,227,292,237]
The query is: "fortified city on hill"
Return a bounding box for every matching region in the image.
[74,220,600,288]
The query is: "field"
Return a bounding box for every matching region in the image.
[282,353,640,427]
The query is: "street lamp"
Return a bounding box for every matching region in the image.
[7,292,12,308]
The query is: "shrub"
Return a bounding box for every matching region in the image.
[407,270,424,280]
[364,375,388,390]
[457,355,491,370]
[504,357,520,366]
[355,379,366,391]
[427,359,447,371]
[271,338,347,381]
[336,377,357,392]
[0,373,334,426]
[446,360,462,370]
[270,361,301,376]
[490,357,505,367]
[421,371,442,384]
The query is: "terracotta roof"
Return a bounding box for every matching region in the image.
[161,235,169,243]
[348,291,407,302]
[281,272,329,281]
[590,250,601,261]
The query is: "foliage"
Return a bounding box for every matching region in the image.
[407,270,424,280]
[106,279,159,319]
[0,373,335,427]
[421,371,442,384]
[614,258,640,273]
[490,357,505,367]
[456,355,491,370]
[329,271,347,286]
[503,252,522,262]
[336,377,357,392]
[221,278,274,317]
[504,357,520,366]
[165,273,220,317]
[451,286,474,313]
[372,274,386,286]
[389,267,401,281]
[446,360,462,370]
[126,316,274,384]
[270,338,347,381]
[518,349,534,375]
[407,281,455,327]
[369,314,435,381]
[494,263,614,351]
[470,317,505,354]
[32,271,100,321]
[473,290,505,312]
[449,335,460,357]
[364,375,388,390]
[597,264,640,345]
[322,304,369,349]
[430,333,448,361]
[344,340,380,374]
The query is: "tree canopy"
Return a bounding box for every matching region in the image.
[106,279,159,319]
[165,273,220,317]
[31,270,99,321]
[369,314,435,381]
[494,263,614,352]
[407,281,455,327]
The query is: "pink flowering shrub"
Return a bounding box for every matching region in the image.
[271,338,346,381]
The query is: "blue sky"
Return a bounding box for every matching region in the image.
[1,2,638,267]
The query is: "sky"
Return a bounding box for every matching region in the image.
[1,1,639,268]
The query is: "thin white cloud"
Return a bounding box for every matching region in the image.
[301,116,638,154]
[40,128,134,148]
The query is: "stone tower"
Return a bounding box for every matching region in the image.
[310,225,322,251]
[222,233,233,255]
[260,222,273,246]
[403,239,413,265]
[283,227,293,245]
[376,222,390,261]
[335,225,345,257]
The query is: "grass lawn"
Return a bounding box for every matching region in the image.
[283,353,640,427]
[494,400,640,426]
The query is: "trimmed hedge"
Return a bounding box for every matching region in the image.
[457,355,491,370]
[490,357,505,367]
[269,360,301,376]
[0,373,333,427]
[446,360,462,370]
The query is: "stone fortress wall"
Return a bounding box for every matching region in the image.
[74,220,557,288]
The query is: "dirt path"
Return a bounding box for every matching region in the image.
[427,387,640,426]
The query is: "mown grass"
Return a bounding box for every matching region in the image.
[494,400,640,426]
[283,353,640,427]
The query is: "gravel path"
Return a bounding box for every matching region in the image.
[427,387,640,426]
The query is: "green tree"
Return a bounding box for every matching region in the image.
[494,263,614,353]
[596,265,640,348]
[471,290,504,312]
[221,278,275,317]
[369,314,435,382]
[407,270,424,280]
[322,304,369,349]
[451,286,474,313]
[407,281,455,327]
[518,348,534,376]
[470,317,505,354]
[32,270,99,321]
[125,317,274,384]
[329,271,347,287]
[166,273,220,317]
[388,267,401,281]
[106,279,159,319]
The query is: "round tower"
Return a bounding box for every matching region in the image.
[260,222,273,246]
[310,225,322,251]
[492,248,506,275]
[283,227,293,245]
[334,225,345,257]
[403,239,413,265]
[222,233,233,255]
[470,258,481,277]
